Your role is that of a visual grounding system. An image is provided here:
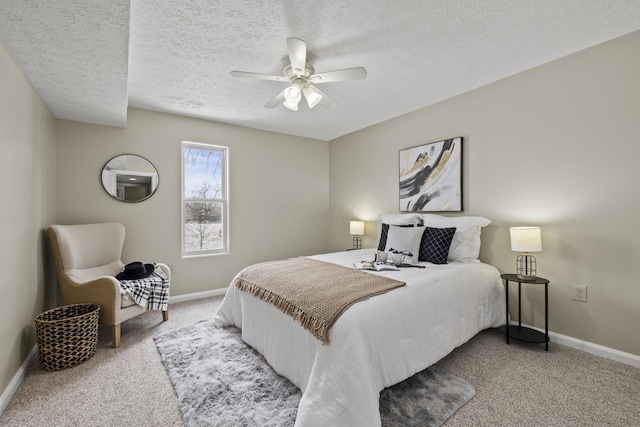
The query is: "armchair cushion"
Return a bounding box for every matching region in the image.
[66,261,123,283]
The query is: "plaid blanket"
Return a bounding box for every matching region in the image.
[118,264,170,311]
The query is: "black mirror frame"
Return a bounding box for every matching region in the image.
[100,154,159,203]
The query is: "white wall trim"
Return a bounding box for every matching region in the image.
[0,346,37,415]
[168,287,227,304]
[512,321,640,369]
[1,289,228,416]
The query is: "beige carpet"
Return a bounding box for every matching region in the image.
[2,296,639,426]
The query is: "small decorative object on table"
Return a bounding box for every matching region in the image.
[35,304,100,371]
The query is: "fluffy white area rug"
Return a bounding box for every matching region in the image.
[154,319,475,426]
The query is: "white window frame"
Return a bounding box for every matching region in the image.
[181,141,229,257]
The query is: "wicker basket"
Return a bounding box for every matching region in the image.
[35,304,100,371]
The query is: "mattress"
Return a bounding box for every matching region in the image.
[214,248,505,426]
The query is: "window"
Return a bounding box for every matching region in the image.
[181,142,228,256]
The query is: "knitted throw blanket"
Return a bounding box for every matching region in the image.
[234,257,405,344]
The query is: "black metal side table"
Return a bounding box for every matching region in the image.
[500,273,550,351]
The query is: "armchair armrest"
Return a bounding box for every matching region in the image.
[61,275,121,324]
[156,262,172,282]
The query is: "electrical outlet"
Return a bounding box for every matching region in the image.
[573,284,587,302]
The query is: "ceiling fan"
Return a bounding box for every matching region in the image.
[230,37,367,111]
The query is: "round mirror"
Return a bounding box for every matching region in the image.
[101,154,159,202]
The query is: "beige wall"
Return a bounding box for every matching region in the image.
[2,26,638,405]
[329,31,640,357]
[55,108,330,295]
[0,43,56,395]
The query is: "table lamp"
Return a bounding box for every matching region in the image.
[510,226,542,280]
[350,221,364,250]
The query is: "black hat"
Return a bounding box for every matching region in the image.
[116,262,154,280]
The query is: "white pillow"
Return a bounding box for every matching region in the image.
[422,214,491,262]
[380,213,423,226]
[384,225,424,260]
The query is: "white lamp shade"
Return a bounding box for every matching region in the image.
[283,99,298,111]
[350,220,365,236]
[510,227,542,252]
[283,84,301,110]
[303,85,322,108]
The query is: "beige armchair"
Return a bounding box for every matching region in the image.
[47,223,170,348]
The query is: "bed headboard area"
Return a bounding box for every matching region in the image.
[375,213,491,264]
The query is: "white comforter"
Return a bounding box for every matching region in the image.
[213,249,505,426]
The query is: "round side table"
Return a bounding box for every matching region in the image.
[500,273,549,351]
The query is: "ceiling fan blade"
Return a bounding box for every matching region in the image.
[287,37,307,75]
[312,87,337,109]
[264,89,286,108]
[309,66,367,83]
[230,71,289,82]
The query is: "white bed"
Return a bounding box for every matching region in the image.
[214,247,505,426]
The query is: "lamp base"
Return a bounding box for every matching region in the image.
[516,253,537,281]
[352,236,362,250]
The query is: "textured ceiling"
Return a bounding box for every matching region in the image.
[1,1,639,141]
[0,0,129,127]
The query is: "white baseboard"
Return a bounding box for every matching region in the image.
[168,287,227,304]
[0,289,228,416]
[511,321,640,369]
[0,346,37,415]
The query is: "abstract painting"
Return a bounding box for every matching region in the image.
[399,137,462,212]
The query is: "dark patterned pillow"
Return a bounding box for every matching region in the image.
[378,223,422,251]
[419,227,457,264]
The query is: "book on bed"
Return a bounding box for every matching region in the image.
[354,261,399,271]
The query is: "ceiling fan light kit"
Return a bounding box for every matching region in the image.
[231,37,367,111]
[283,84,302,111]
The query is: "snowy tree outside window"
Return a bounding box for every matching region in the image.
[181,142,228,256]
